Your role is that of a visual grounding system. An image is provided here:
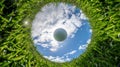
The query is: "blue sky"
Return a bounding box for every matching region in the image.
[31,3,92,63]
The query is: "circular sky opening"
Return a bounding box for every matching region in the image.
[31,3,92,63]
[54,28,67,42]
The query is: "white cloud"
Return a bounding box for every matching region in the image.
[78,44,87,50]
[87,39,91,44]
[44,55,71,63]
[90,29,92,33]
[64,50,77,56]
[80,11,88,20]
[44,50,77,62]
[68,50,77,55]
[31,3,87,52]
[78,39,91,50]
[41,44,49,48]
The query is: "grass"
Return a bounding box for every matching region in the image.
[0,0,120,67]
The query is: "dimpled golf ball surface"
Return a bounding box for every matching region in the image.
[54,28,67,41]
[31,3,92,63]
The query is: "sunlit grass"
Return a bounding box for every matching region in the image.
[0,0,120,67]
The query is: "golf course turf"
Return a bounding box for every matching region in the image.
[0,0,120,67]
